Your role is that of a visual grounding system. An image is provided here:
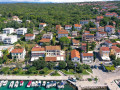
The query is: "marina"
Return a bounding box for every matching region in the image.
[0,80,75,90]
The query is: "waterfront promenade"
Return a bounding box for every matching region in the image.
[0,75,69,81]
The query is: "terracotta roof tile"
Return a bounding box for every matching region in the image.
[45,46,61,50]
[74,24,82,27]
[82,53,93,56]
[105,25,114,28]
[72,39,80,43]
[45,57,57,61]
[25,34,34,37]
[71,49,80,58]
[11,48,24,53]
[40,23,46,25]
[100,47,109,51]
[40,38,50,43]
[58,30,68,34]
[32,46,45,51]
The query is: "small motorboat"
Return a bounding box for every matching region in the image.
[57,81,64,89]
[35,81,38,87]
[31,81,35,87]
[0,81,3,87]
[46,82,51,88]
[20,81,24,86]
[9,81,14,88]
[2,80,8,86]
[52,81,56,87]
[42,81,46,87]
[14,81,19,88]
[27,81,32,88]
[38,80,41,87]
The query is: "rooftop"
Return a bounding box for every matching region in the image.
[71,49,80,58]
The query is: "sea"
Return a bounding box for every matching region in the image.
[0,80,76,90]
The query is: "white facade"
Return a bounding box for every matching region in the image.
[42,32,53,40]
[0,34,7,42]
[3,35,17,44]
[25,34,35,41]
[71,57,80,63]
[74,26,82,31]
[3,28,14,34]
[17,28,27,35]
[58,34,68,39]
[65,26,72,30]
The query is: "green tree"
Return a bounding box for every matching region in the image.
[59,61,66,69]
[59,37,70,49]
[47,62,55,70]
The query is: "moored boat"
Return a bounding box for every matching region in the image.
[46,82,51,88]
[9,81,14,88]
[52,81,56,87]
[57,81,64,89]
[27,81,32,88]
[35,81,38,87]
[0,81,3,87]
[38,80,41,87]
[42,81,46,87]
[14,81,19,88]
[20,81,24,86]
[2,80,8,86]
[31,81,35,87]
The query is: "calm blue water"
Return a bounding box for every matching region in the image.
[0,81,76,90]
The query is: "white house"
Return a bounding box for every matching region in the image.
[25,34,35,41]
[96,32,107,40]
[16,28,27,35]
[74,24,82,31]
[39,23,47,29]
[72,31,78,37]
[58,30,68,39]
[104,40,112,47]
[71,49,80,63]
[100,47,110,61]
[65,25,72,30]
[3,35,17,44]
[31,45,46,61]
[11,48,26,61]
[42,32,53,40]
[105,25,115,35]
[0,34,7,42]
[12,16,22,23]
[81,53,94,64]
[3,28,14,34]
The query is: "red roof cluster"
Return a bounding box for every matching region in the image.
[71,49,80,58]
[11,48,24,53]
[25,34,34,37]
[100,47,109,51]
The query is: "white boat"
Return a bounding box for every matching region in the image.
[9,81,14,88]
[20,81,24,86]
[38,81,41,87]
[42,81,46,86]
[51,81,56,87]
[2,80,8,86]
[35,81,38,87]
[46,82,51,88]
[31,81,36,87]
[0,81,3,87]
[14,81,19,88]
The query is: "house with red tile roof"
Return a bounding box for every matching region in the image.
[39,23,47,29]
[25,34,35,41]
[72,39,80,46]
[104,40,112,47]
[81,43,87,52]
[81,53,94,64]
[110,46,120,59]
[96,31,107,40]
[42,32,53,40]
[72,31,78,37]
[31,45,45,61]
[45,46,65,62]
[105,12,118,17]
[97,27,104,32]
[39,38,51,45]
[74,24,82,31]
[58,30,68,39]
[56,25,62,30]
[96,16,104,21]
[82,34,94,42]
[11,48,26,61]
[71,49,80,63]
[99,47,110,61]
[65,25,72,30]
[105,25,115,35]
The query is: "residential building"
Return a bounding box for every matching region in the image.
[65,25,72,30]
[42,32,53,40]
[105,12,118,17]
[31,45,45,61]
[74,24,82,31]
[71,49,80,63]
[3,35,17,44]
[39,23,47,29]
[81,53,94,64]
[94,22,100,28]
[39,38,50,45]
[11,48,26,61]
[58,30,68,39]
[89,28,97,31]
[104,40,112,47]
[45,46,65,61]
[80,20,89,25]
[72,31,78,37]
[25,34,35,41]
[97,27,104,32]
[110,46,120,59]
[12,16,22,23]
[82,34,94,42]
[16,28,27,35]
[56,25,62,30]
[96,16,104,21]
[99,47,110,61]
[3,28,14,34]
[118,30,120,35]
[105,25,115,35]
[72,39,80,46]
[0,34,7,42]
[96,31,107,40]
[84,31,90,35]
[81,43,87,52]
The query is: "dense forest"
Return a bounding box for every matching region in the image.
[0,3,99,31]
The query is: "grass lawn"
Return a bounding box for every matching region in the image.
[104,65,115,71]
[86,69,93,73]
[61,69,74,75]
[51,71,61,76]
[80,69,89,75]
